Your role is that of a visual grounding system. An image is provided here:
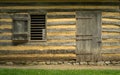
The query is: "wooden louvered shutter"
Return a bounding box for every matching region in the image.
[12,14,30,41]
[30,14,46,40]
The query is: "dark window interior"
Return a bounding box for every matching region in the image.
[30,15,46,40]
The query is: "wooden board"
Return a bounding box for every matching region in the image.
[76,11,102,62]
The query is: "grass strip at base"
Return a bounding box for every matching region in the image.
[0,68,120,75]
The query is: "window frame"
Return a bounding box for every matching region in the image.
[29,13,47,42]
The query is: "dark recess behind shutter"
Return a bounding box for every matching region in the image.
[30,15,46,40]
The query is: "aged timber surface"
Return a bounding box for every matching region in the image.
[0,35,12,40]
[102,35,120,39]
[102,28,120,32]
[0,50,75,55]
[47,15,75,19]
[101,48,120,54]
[0,57,76,61]
[47,28,76,32]
[0,9,120,13]
[103,16,120,20]
[102,42,120,46]
[47,21,76,25]
[0,2,120,6]
[0,29,12,33]
[102,21,120,26]
[0,42,76,46]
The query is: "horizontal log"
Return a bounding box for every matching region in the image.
[0,35,12,40]
[0,49,75,55]
[0,29,12,33]
[48,36,76,40]
[102,28,120,32]
[0,41,76,46]
[0,56,76,61]
[101,55,120,61]
[0,22,12,25]
[102,16,120,20]
[0,14,12,19]
[47,42,76,46]
[47,28,76,32]
[0,9,120,13]
[47,12,75,16]
[47,21,76,25]
[102,48,120,54]
[0,2,120,6]
[0,42,14,46]
[0,46,76,50]
[47,15,75,19]
[102,35,120,39]
[102,21,120,26]
[102,42,120,46]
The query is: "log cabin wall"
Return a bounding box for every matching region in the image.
[0,1,120,62]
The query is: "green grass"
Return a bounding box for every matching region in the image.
[0,68,120,75]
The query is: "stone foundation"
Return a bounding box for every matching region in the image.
[0,61,120,66]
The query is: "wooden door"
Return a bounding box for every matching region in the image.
[76,11,101,62]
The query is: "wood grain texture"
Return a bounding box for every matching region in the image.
[102,53,120,61]
[47,32,75,36]
[0,35,12,40]
[103,16,120,20]
[0,22,12,25]
[0,49,75,54]
[0,2,119,6]
[102,24,120,28]
[102,42,120,46]
[47,12,75,15]
[0,54,76,58]
[76,11,101,62]
[0,46,76,50]
[0,9,120,13]
[47,15,75,19]
[47,28,75,32]
[102,21,120,26]
[101,48,120,53]
[48,36,75,40]
[0,10,120,61]
[102,35,120,39]
[0,56,76,61]
[47,21,76,25]
[0,29,12,33]
[0,14,12,19]
[102,28,120,32]
[0,0,119,2]
[0,42,76,46]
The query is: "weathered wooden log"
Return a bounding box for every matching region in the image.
[0,29,12,33]
[102,42,120,46]
[0,41,76,46]
[47,28,76,32]
[102,28,120,32]
[102,35,120,39]
[0,2,120,6]
[47,21,76,25]
[102,21,120,26]
[102,16,120,20]
[102,48,120,54]
[0,49,75,54]
[0,35,12,40]
[47,15,75,19]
